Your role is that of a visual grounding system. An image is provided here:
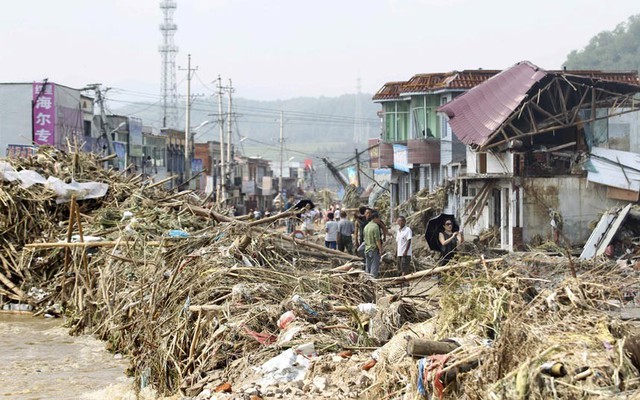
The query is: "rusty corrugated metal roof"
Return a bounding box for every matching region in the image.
[437,61,640,147]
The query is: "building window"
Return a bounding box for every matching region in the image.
[83,120,91,137]
[440,95,452,139]
[412,96,431,139]
[383,102,410,141]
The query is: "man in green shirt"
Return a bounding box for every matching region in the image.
[363,211,383,278]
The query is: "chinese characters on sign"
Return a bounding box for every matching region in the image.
[32,82,56,146]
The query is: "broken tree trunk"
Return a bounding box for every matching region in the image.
[407,338,460,357]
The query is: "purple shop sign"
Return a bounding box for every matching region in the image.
[32,82,56,146]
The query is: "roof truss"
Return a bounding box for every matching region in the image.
[481,76,640,150]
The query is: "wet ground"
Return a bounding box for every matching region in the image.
[0,314,140,400]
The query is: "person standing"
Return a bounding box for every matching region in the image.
[395,216,412,276]
[438,219,462,265]
[301,204,317,236]
[364,211,383,278]
[324,212,339,249]
[337,210,355,253]
[355,206,369,251]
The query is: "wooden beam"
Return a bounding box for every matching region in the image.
[528,101,567,127]
[555,79,569,122]
[569,88,590,124]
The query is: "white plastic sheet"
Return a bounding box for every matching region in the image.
[0,161,108,203]
[257,342,316,386]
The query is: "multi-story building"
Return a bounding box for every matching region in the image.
[372,70,499,215]
[238,156,275,214]
[439,61,640,250]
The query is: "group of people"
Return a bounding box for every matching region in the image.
[293,201,463,280]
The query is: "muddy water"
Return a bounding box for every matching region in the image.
[0,314,149,400]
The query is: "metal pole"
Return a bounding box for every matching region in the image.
[184,54,192,184]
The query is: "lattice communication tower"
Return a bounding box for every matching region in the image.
[159,0,179,128]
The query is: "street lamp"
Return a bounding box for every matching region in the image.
[109,121,127,141]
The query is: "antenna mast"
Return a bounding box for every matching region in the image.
[159,0,179,128]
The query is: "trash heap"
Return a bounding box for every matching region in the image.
[1,148,640,399]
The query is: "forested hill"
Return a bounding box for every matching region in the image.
[565,14,640,71]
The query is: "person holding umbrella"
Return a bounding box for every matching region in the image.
[439,219,463,265]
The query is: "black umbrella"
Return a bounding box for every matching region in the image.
[293,199,315,210]
[425,213,460,252]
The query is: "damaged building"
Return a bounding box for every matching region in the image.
[438,61,640,250]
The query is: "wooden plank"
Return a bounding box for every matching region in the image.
[607,186,640,202]
[595,204,632,258]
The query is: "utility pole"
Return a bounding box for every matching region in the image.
[355,148,362,188]
[217,76,226,202]
[227,79,233,195]
[179,54,197,185]
[279,111,284,204]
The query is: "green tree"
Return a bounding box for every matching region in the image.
[565,14,640,71]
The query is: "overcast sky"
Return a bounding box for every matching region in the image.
[1,0,638,101]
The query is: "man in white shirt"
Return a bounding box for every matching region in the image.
[395,216,412,276]
[324,212,339,249]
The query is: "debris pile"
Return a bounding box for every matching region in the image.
[1,148,640,399]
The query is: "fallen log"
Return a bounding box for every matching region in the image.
[407,338,459,357]
[378,257,503,284]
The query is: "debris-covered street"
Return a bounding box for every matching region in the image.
[4,3,640,399]
[1,148,640,399]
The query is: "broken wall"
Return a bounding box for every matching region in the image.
[607,110,640,153]
[522,176,624,245]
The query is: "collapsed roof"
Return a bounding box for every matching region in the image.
[437,61,640,150]
[372,70,500,102]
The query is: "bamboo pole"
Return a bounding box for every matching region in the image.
[378,257,503,284]
[248,210,296,227]
[146,175,177,190]
[24,240,167,249]
[0,270,26,300]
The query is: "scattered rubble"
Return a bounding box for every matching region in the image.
[0,147,640,399]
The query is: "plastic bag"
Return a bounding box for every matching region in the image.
[277,311,296,329]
